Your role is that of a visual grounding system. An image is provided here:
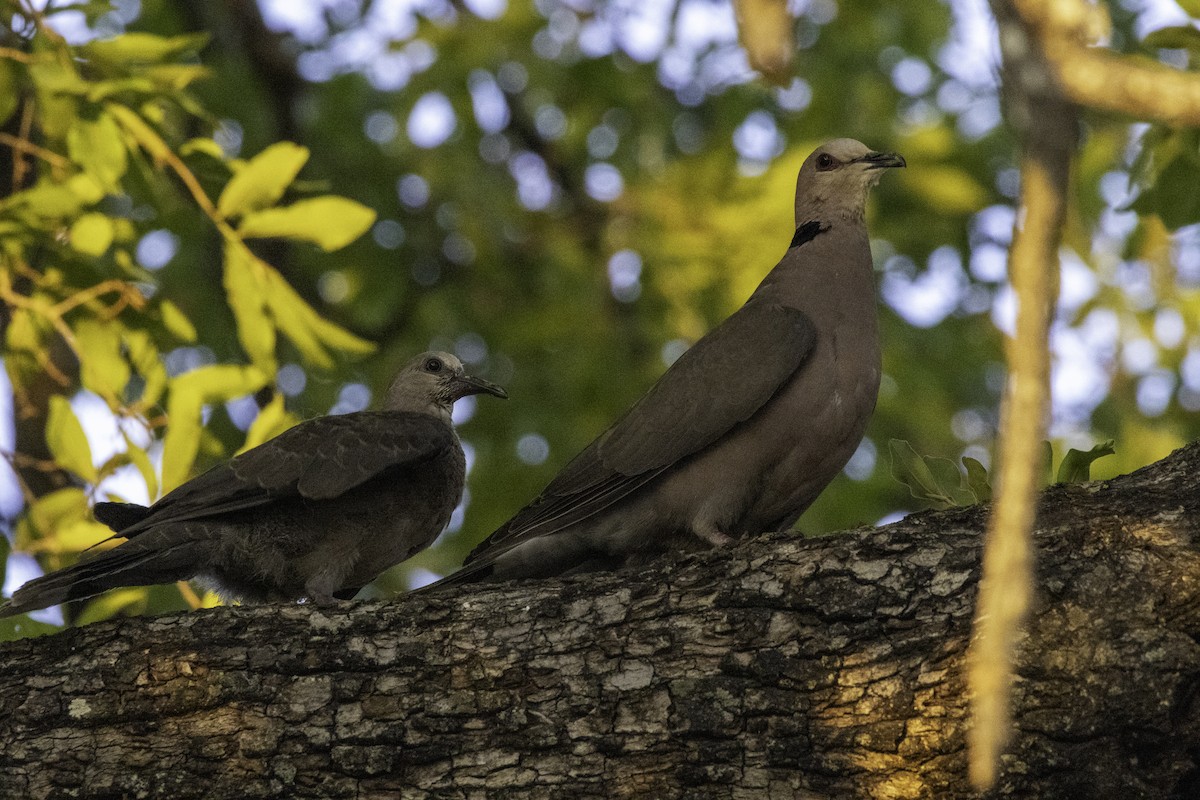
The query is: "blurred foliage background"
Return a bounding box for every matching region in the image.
[2,0,1200,633]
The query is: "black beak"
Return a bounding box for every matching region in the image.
[452,373,508,400]
[859,151,906,169]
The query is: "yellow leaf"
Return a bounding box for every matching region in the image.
[217,142,309,218]
[75,318,131,405]
[158,299,197,342]
[5,308,42,353]
[74,588,147,626]
[80,32,209,65]
[46,395,97,482]
[24,488,89,545]
[222,239,277,372]
[107,103,172,163]
[123,328,168,408]
[239,196,377,251]
[263,267,375,367]
[67,111,128,192]
[69,212,116,256]
[162,365,268,491]
[238,394,298,453]
[52,519,116,553]
[123,434,159,501]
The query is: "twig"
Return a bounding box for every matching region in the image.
[0,46,34,63]
[12,98,34,189]
[0,132,69,174]
[52,279,146,317]
[972,1,1074,788]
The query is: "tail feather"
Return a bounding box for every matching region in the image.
[93,501,152,533]
[0,540,202,619]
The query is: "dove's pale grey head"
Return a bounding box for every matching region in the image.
[794,138,905,225]
[383,351,508,421]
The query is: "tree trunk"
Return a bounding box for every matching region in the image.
[2,442,1198,799]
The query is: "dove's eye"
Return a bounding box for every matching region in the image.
[816,153,836,171]
[424,358,444,373]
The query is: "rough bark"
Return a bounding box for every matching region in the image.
[1,442,1199,799]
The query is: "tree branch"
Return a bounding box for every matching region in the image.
[1010,0,1200,126]
[976,1,1077,787]
[2,441,1198,798]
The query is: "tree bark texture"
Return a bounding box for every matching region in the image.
[1,442,1198,799]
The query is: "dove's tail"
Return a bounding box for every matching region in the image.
[93,501,153,533]
[0,539,201,619]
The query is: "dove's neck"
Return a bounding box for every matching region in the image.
[383,396,455,426]
[751,216,875,314]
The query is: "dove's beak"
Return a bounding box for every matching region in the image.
[452,373,508,401]
[858,151,906,170]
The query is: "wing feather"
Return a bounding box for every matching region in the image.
[112,411,452,536]
[468,301,815,562]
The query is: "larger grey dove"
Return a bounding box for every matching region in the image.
[0,351,506,618]
[442,139,903,584]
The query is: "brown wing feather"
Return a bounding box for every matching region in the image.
[109,411,453,538]
[467,301,816,563]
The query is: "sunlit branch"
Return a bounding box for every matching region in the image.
[1011,0,1200,126]
[0,132,69,176]
[972,1,1074,788]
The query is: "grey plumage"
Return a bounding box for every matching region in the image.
[0,351,506,618]
[444,138,903,584]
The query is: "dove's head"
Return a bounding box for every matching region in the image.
[384,351,508,421]
[794,138,905,224]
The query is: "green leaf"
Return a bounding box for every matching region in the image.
[239,196,377,251]
[27,59,89,95]
[1143,25,1200,50]
[162,365,268,491]
[216,142,309,218]
[1181,0,1200,15]
[962,457,992,503]
[69,212,116,256]
[0,615,63,642]
[1056,440,1116,484]
[1,174,105,225]
[68,110,129,192]
[222,240,277,371]
[80,32,209,65]
[888,439,970,508]
[926,456,973,506]
[75,587,147,626]
[85,77,158,102]
[1130,152,1200,230]
[46,395,97,482]
[141,63,211,91]
[75,318,131,405]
